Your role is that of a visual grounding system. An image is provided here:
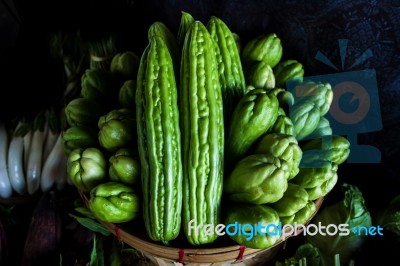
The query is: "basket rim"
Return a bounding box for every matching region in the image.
[80,191,324,263]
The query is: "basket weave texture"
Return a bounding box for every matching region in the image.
[80,192,323,266]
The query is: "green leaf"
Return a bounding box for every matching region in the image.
[295,243,321,265]
[74,206,97,220]
[69,214,111,236]
[306,183,372,265]
[376,194,400,236]
[90,235,105,266]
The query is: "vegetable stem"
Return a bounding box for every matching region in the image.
[334,254,340,266]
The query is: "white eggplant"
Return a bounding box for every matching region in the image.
[26,128,46,195]
[42,129,58,163]
[0,122,12,198]
[41,133,67,192]
[8,134,27,195]
[23,130,33,175]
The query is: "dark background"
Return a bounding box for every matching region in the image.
[1,0,400,252]
[1,0,400,264]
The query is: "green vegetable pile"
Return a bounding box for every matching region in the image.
[62,11,351,250]
[64,49,142,224]
[275,183,373,266]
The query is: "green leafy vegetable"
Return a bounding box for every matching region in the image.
[275,243,321,266]
[306,183,372,265]
[376,194,400,236]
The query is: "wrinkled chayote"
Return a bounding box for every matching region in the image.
[110,51,140,80]
[226,89,279,165]
[254,133,302,179]
[89,182,140,223]
[98,108,136,152]
[242,33,283,68]
[224,154,290,204]
[270,183,309,217]
[225,204,281,249]
[109,148,140,186]
[67,147,107,192]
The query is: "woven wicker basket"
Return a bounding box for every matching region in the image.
[80,192,323,266]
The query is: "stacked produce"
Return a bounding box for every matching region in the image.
[223,31,350,248]
[63,47,142,223]
[62,11,350,251]
[0,109,67,199]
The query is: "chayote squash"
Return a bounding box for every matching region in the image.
[307,116,332,139]
[225,204,281,249]
[293,200,317,224]
[64,97,105,128]
[270,115,294,136]
[290,101,321,141]
[62,126,99,155]
[89,182,140,223]
[291,162,338,189]
[245,60,275,90]
[67,147,107,192]
[110,51,140,80]
[109,148,140,186]
[242,33,283,68]
[268,107,294,135]
[118,80,137,109]
[268,88,295,113]
[81,68,121,108]
[224,154,289,204]
[253,133,302,179]
[226,88,279,165]
[273,59,304,89]
[292,81,333,116]
[305,172,338,200]
[270,183,309,217]
[280,200,317,225]
[300,135,350,166]
[98,108,136,153]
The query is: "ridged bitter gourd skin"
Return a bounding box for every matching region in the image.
[136,35,183,244]
[180,21,224,245]
[207,16,246,126]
